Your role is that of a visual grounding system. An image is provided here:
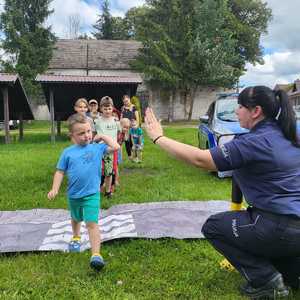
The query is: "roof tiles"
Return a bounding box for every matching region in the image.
[36,74,142,84]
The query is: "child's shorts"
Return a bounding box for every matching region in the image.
[68,192,100,223]
[103,153,114,176]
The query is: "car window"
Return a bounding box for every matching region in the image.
[206,101,215,124]
[216,98,238,122]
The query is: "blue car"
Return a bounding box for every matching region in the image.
[198,93,248,178]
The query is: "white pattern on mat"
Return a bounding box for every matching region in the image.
[38,214,137,252]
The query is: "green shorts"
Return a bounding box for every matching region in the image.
[68,192,100,223]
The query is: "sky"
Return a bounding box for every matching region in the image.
[0,0,299,89]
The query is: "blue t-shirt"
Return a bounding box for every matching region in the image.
[130,127,144,145]
[210,119,300,216]
[57,143,108,199]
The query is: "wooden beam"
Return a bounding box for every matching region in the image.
[2,86,10,144]
[49,88,55,142]
[57,120,61,136]
[19,112,24,141]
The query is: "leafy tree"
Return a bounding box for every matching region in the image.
[0,0,56,100]
[132,0,272,120]
[123,6,150,40]
[93,0,114,39]
[111,16,129,40]
[227,0,272,66]
[93,0,138,40]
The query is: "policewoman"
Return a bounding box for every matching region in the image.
[144,86,300,299]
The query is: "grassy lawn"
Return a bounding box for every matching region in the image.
[0,122,298,299]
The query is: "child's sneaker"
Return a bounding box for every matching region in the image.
[104,191,112,198]
[90,254,105,271]
[68,237,81,253]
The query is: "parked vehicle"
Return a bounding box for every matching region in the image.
[0,120,19,130]
[198,93,248,178]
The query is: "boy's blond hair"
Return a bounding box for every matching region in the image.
[67,113,89,133]
[100,96,114,107]
[120,117,130,128]
[74,98,88,107]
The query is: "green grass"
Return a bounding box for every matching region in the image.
[0,122,298,299]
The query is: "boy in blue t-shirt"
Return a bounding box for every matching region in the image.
[130,118,144,163]
[47,113,120,271]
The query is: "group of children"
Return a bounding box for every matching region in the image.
[47,95,144,271]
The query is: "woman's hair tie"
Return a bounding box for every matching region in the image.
[275,107,281,120]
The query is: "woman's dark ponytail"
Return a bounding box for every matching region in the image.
[274,89,299,147]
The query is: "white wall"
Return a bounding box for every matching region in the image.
[147,86,234,121]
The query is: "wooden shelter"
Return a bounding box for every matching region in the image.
[36,39,143,142]
[0,73,34,143]
[36,73,142,142]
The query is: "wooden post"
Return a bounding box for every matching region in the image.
[168,91,174,123]
[19,112,23,141]
[57,120,61,136]
[2,86,10,144]
[49,88,55,142]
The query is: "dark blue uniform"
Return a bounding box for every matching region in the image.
[202,119,300,288]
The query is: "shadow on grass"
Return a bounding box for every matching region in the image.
[0,132,69,144]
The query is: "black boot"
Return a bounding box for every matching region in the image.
[240,273,289,299]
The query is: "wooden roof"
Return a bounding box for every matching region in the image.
[36,74,140,121]
[49,39,142,70]
[273,83,293,92]
[36,74,142,84]
[0,73,34,120]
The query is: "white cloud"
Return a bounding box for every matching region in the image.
[240,51,300,88]
[47,0,100,38]
[46,0,146,37]
[112,0,145,12]
[0,0,4,13]
[262,0,300,52]
[110,0,146,17]
[240,1,300,88]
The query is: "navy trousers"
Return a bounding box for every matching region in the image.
[202,207,300,287]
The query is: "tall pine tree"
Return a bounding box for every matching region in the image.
[93,0,136,40]
[93,0,113,39]
[0,0,56,100]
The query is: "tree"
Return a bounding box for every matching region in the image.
[93,0,114,39]
[0,0,56,100]
[132,0,272,120]
[65,14,82,39]
[227,0,272,66]
[123,6,150,40]
[93,0,133,40]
